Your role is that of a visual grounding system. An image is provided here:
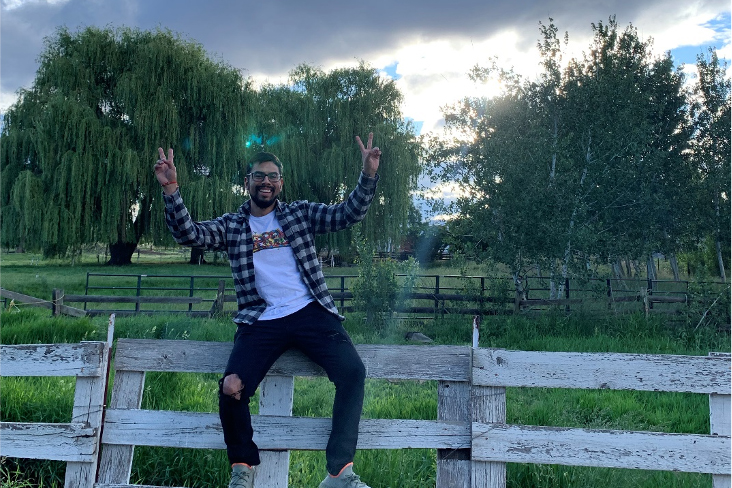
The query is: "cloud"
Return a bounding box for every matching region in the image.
[1,0,729,127]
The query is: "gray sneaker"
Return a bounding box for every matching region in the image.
[228,464,254,488]
[318,464,371,488]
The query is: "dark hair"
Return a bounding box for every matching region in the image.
[246,152,283,174]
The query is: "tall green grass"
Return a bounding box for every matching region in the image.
[1,273,729,487]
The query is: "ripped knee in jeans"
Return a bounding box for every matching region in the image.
[219,373,245,400]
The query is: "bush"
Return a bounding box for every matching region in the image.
[351,240,419,331]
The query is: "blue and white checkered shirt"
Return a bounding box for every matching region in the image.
[163,172,378,325]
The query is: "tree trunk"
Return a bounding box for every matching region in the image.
[669,254,681,281]
[612,258,624,279]
[715,239,727,282]
[646,254,658,289]
[190,248,207,265]
[107,241,138,265]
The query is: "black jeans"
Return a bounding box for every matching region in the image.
[219,302,365,475]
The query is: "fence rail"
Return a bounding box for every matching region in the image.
[6,272,717,318]
[0,341,110,486]
[3,335,728,488]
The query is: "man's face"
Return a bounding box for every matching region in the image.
[246,161,283,211]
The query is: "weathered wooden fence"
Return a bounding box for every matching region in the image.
[4,283,711,320]
[0,341,110,487]
[3,337,729,488]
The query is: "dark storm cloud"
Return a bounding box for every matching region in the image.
[1,0,729,106]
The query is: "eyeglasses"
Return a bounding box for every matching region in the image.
[247,171,281,182]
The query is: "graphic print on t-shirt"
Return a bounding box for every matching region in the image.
[252,229,289,253]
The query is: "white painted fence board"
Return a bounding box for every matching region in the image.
[709,354,732,488]
[95,485,190,488]
[112,339,471,381]
[102,409,470,450]
[67,343,110,488]
[473,348,731,393]
[472,385,506,488]
[1,343,105,377]
[472,423,731,475]
[437,381,471,488]
[0,422,97,461]
[95,485,189,488]
[97,371,146,485]
[256,375,293,488]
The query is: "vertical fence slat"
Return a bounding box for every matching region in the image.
[97,370,145,485]
[437,381,471,488]
[135,276,142,313]
[255,375,294,488]
[471,383,506,488]
[710,352,731,488]
[53,288,63,316]
[64,342,109,488]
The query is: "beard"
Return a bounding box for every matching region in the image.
[250,185,278,209]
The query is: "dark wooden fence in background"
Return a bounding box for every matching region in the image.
[2,272,717,320]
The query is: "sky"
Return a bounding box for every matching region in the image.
[1,0,730,136]
[1,0,730,218]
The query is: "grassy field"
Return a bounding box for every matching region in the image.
[1,253,730,487]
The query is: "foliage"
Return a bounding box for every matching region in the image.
[350,239,420,330]
[684,281,732,333]
[688,49,731,281]
[0,26,249,264]
[245,62,422,254]
[424,17,724,288]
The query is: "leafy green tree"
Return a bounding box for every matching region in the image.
[0,26,249,264]
[562,18,692,275]
[425,17,693,292]
[689,49,731,281]
[245,63,421,255]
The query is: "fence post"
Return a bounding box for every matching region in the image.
[135,275,142,313]
[189,276,196,313]
[340,276,346,309]
[53,289,63,316]
[437,380,471,487]
[210,280,226,317]
[435,275,441,314]
[710,352,731,488]
[646,277,654,310]
[564,277,570,313]
[96,369,146,485]
[84,273,91,310]
[471,379,506,487]
[64,341,110,488]
[256,375,294,488]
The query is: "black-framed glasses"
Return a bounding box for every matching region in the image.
[247,171,281,182]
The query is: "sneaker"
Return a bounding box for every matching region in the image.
[318,463,371,488]
[228,463,254,488]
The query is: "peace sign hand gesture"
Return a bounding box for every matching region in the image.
[154,147,178,195]
[356,132,381,178]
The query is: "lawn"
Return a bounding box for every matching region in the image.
[1,252,729,487]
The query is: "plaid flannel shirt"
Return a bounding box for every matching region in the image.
[163,172,379,325]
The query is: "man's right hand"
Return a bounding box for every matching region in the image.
[154,147,178,195]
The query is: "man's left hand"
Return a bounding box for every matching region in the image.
[356,132,381,177]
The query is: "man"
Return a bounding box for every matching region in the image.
[154,134,381,488]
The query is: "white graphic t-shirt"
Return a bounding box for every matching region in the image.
[248,211,313,320]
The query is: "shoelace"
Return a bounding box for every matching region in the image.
[230,470,252,486]
[343,473,369,487]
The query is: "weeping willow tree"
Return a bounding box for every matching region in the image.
[246,63,421,257]
[0,26,249,264]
